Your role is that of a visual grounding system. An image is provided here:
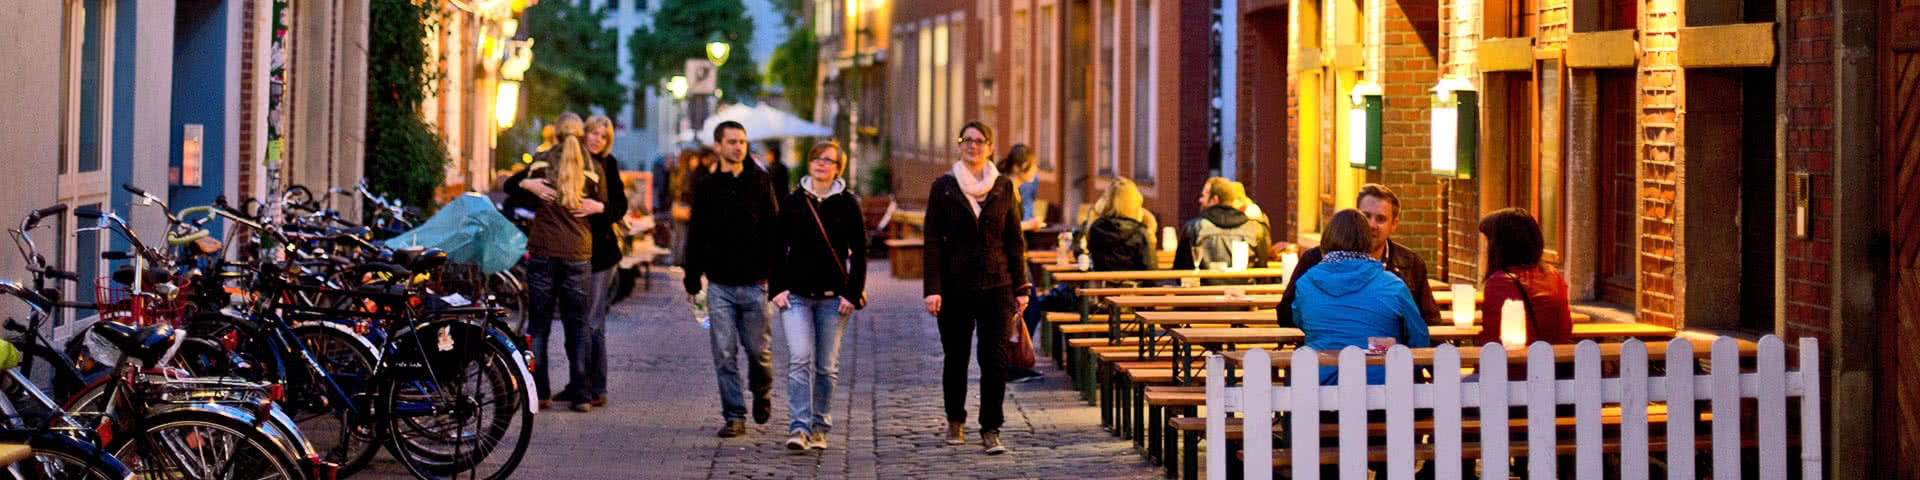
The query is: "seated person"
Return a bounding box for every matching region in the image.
[1083,178,1158,271]
[1477,207,1574,346]
[1277,183,1440,327]
[1172,177,1271,276]
[1292,209,1431,385]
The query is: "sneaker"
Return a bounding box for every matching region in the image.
[716,421,746,438]
[752,396,772,424]
[982,431,1008,455]
[570,401,592,413]
[1009,372,1045,384]
[807,431,828,450]
[785,430,808,451]
[945,422,965,445]
[590,395,608,407]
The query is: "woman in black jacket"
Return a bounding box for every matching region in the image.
[1084,178,1158,271]
[923,121,1029,455]
[577,115,627,411]
[769,141,867,451]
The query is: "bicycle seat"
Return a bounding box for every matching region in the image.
[407,248,448,272]
[90,321,181,365]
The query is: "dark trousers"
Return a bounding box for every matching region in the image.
[525,255,593,401]
[938,287,1015,433]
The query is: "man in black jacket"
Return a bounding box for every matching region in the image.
[1172,178,1272,272]
[684,121,782,437]
[1275,183,1442,328]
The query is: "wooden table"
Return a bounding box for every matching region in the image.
[1079,284,1289,297]
[1162,322,1676,384]
[1053,268,1293,284]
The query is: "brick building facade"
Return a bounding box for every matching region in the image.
[1245,0,1911,475]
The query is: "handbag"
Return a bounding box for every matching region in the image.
[803,194,867,309]
[1006,311,1037,370]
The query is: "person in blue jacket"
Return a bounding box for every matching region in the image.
[1291,208,1431,385]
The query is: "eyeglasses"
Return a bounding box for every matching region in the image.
[956,138,990,147]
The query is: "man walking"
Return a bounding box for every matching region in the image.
[684,121,781,437]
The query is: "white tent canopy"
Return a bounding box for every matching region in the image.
[688,103,834,144]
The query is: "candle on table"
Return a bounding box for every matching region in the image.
[1499,298,1527,349]
[1450,284,1475,328]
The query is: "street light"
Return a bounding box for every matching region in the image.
[706,38,731,68]
[667,75,689,100]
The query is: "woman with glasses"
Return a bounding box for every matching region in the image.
[770,141,868,452]
[922,122,1030,455]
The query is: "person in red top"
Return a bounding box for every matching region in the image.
[1476,208,1574,346]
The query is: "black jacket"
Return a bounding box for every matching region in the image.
[1085,216,1157,271]
[1275,241,1442,328]
[770,182,868,307]
[684,161,780,294]
[922,173,1031,297]
[1172,205,1272,270]
[505,152,628,271]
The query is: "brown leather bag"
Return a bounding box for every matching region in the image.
[1006,313,1036,370]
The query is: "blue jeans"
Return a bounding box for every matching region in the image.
[706,282,774,422]
[578,268,616,398]
[525,256,593,401]
[780,295,850,433]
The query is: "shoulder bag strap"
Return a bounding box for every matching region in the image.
[803,195,848,279]
[1502,270,1541,338]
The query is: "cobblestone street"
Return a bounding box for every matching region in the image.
[362,259,1157,479]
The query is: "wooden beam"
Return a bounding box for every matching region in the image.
[1567,30,1637,69]
[1479,37,1535,72]
[1677,23,1775,68]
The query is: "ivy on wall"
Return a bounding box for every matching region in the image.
[364,0,449,211]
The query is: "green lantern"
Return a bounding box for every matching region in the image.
[1348,83,1383,171]
[1430,77,1479,179]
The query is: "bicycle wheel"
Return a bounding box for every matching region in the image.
[381,333,532,480]
[291,324,381,476]
[110,410,303,480]
[17,431,134,480]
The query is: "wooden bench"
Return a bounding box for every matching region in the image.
[883,238,923,279]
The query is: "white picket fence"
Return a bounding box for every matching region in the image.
[1205,336,1822,480]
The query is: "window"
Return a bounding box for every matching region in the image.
[72,0,109,174]
[918,27,934,152]
[1097,0,1115,176]
[816,0,834,37]
[1132,0,1153,183]
[1012,8,1029,148]
[948,18,965,156]
[934,22,951,159]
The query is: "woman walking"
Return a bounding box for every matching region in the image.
[574,114,628,412]
[770,141,867,452]
[923,121,1030,455]
[502,112,608,410]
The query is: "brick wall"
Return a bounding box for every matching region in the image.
[1780,0,1834,343]
[1379,0,1444,267]
[238,0,257,200]
[1438,0,1479,282]
[1635,0,1681,327]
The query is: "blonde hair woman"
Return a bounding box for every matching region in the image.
[573,114,628,411]
[503,112,608,411]
[1084,178,1159,271]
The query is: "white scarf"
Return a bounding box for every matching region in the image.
[951,161,999,216]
